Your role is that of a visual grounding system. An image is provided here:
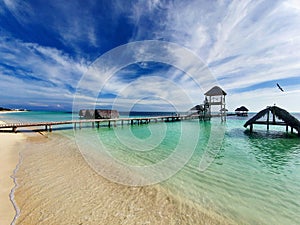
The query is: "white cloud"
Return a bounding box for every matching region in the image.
[227,84,300,112]
[0,36,89,108]
[127,0,300,111]
[1,0,300,111]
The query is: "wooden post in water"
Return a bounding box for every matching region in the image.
[250,124,253,133]
[114,121,117,127]
[74,123,76,129]
[291,127,294,134]
[45,125,48,131]
[286,125,288,132]
[108,121,111,128]
[49,125,52,132]
[92,122,94,128]
[97,122,100,128]
[267,110,270,131]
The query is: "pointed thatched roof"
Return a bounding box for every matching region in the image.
[244,106,300,133]
[235,106,249,112]
[190,105,204,111]
[205,86,227,96]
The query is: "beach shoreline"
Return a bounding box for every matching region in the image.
[0,120,25,225]
[0,111,28,114]
[12,132,234,225]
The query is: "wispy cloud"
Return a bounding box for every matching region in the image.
[1,0,300,111]
[0,35,88,109]
[127,0,300,111]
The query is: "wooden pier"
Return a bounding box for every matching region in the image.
[0,114,207,133]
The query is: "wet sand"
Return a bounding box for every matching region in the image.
[0,121,25,225]
[13,133,235,225]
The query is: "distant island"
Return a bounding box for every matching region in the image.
[0,107,28,112]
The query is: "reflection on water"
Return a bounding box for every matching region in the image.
[244,130,300,173]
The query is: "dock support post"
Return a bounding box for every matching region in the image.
[250,124,253,133]
[49,125,52,132]
[291,127,294,134]
[80,122,82,129]
[114,121,117,127]
[267,110,270,131]
[131,120,133,125]
[45,125,48,131]
[286,125,288,132]
[121,120,124,126]
[108,121,111,128]
[92,122,94,128]
[12,126,17,133]
[74,123,76,129]
[97,122,100,128]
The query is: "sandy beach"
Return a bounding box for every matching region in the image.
[0,120,25,225]
[0,116,235,225]
[13,132,234,225]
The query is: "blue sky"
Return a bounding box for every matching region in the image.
[1,0,300,112]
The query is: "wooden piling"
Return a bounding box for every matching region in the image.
[267,110,270,131]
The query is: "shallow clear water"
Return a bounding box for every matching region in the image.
[2,111,300,224]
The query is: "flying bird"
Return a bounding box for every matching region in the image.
[276,83,284,92]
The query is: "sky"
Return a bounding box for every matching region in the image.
[1,0,300,112]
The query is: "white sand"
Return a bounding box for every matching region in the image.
[0,121,25,225]
[0,111,26,114]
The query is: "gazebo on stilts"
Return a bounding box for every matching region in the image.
[244,106,300,136]
[204,86,227,121]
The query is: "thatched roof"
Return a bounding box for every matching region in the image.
[205,86,227,96]
[220,108,228,112]
[79,109,119,119]
[235,106,249,112]
[190,105,204,111]
[244,106,300,133]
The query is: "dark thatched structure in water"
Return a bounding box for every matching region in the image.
[235,106,249,116]
[79,109,119,119]
[244,106,300,136]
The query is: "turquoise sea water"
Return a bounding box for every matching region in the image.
[1,111,300,224]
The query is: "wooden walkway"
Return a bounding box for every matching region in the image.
[0,114,207,133]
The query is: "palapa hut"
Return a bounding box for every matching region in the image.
[79,109,119,119]
[190,104,204,112]
[189,96,211,120]
[204,86,227,121]
[244,106,300,136]
[235,106,249,117]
